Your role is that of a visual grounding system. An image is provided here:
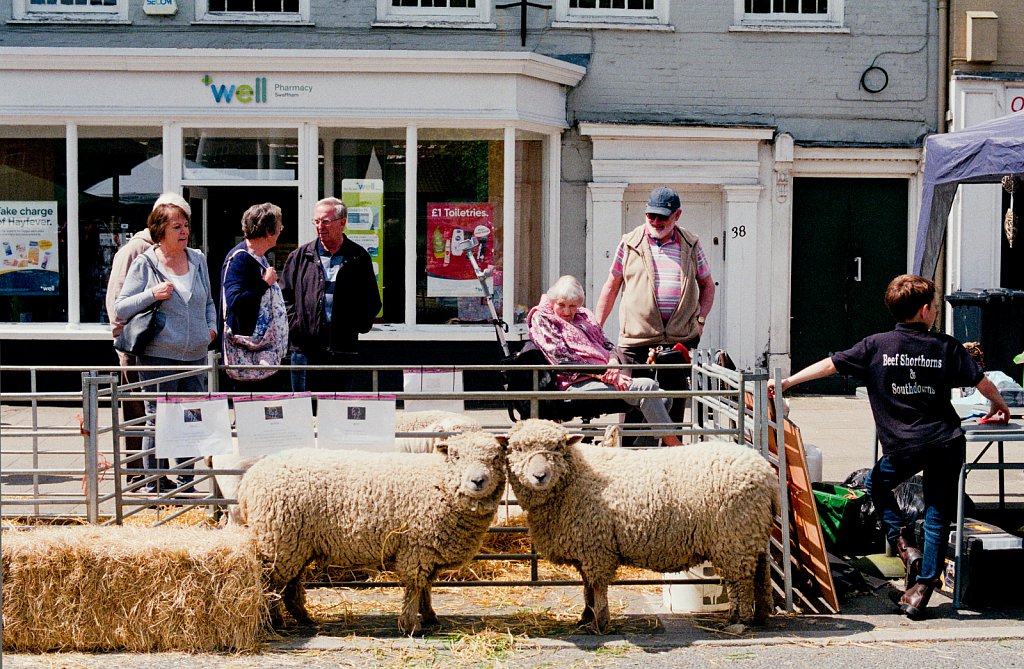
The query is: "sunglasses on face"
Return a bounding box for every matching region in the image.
[646,213,670,222]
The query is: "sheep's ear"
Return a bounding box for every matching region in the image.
[565,434,584,447]
[494,434,509,449]
[434,441,450,455]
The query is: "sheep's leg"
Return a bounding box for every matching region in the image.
[723,573,756,625]
[577,566,611,634]
[579,580,595,626]
[725,578,742,624]
[418,584,439,628]
[399,583,425,635]
[753,551,773,625]
[282,575,312,626]
[269,594,287,629]
[590,581,611,634]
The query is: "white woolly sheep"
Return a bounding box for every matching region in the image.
[234,430,507,634]
[504,419,778,633]
[394,410,482,453]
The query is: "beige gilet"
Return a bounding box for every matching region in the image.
[617,224,702,347]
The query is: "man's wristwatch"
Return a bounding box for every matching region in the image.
[696,315,706,325]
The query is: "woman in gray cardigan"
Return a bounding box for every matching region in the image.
[115,193,217,494]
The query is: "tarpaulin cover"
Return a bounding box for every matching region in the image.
[913,112,1024,279]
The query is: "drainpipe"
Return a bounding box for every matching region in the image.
[938,0,949,133]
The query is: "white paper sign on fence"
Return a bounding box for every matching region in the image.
[234,393,315,457]
[155,395,233,458]
[403,368,464,413]
[317,394,397,451]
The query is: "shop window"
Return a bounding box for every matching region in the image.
[415,135,544,327]
[12,0,129,23]
[733,0,843,29]
[415,137,504,326]
[195,0,310,23]
[0,134,68,324]
[321,132,406,324]
[182,129,298,182]
[78,130,163,324]
[375,0,491,25]
[554,0,667,26]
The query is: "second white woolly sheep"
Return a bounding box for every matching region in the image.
[504,419,778,633]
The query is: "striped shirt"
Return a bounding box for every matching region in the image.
[610,228,710,321]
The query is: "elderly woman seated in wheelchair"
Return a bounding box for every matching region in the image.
[527,275,683,447]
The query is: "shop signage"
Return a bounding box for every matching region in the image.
[201,74,315,104]
[0,201,60,297]
[426,203,494,297]
[341,179,384,317]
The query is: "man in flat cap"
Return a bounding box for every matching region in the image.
[595,187,716,422]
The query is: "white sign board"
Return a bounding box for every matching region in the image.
[155,395,233,458]
[234,394,315,457]
[316,394,397,451]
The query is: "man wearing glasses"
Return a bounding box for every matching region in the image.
[281,197,382,394]
[594,187,716,421]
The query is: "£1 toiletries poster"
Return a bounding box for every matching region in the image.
[0,201,60,296]
[425,202,494,297]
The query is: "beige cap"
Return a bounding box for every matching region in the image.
[152,192,191,219]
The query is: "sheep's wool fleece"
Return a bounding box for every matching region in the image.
[237,445,503,574]
[509,423,777,574]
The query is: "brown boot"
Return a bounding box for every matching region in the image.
[898,582,934,620]
[895,529,923,588]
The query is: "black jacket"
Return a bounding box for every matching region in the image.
[280,237,381,355]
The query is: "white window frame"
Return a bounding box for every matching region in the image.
[553,0,668,27]
[12,0,130,23]
[732,0,844,31]
[194,0,311,25]
[375,0,493,27]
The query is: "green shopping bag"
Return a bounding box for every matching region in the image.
[812,483,868,552]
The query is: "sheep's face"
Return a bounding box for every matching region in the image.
[442,433,507,502]
[504,420,582,494]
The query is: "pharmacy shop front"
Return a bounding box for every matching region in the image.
[0,48,584,385]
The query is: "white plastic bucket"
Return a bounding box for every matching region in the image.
[662,562,730,613]
[804,442,823,484]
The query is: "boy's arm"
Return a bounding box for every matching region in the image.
[768,357,838,395]
[975,375,1011,421]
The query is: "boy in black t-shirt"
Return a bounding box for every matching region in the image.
[769,274,1009,620]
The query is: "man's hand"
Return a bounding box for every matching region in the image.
[209,328,218,343]
[595,274,623,327]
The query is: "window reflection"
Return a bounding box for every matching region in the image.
[79,135,162,323]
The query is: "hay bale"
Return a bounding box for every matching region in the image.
[1,525,268,653]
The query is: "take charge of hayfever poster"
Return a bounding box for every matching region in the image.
[0,201,60,296]
[426,203,494,297]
